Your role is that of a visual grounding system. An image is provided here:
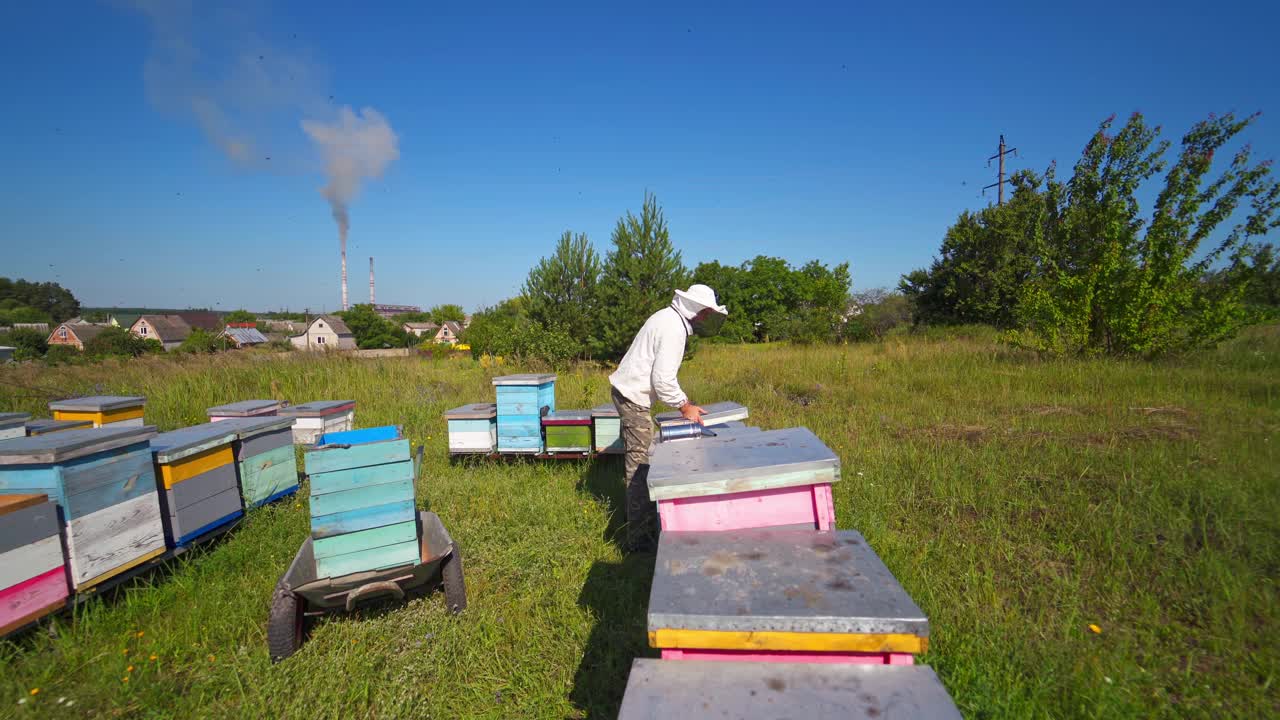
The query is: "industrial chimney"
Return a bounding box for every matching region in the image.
[369,256,375,305]
[341,243,348,311]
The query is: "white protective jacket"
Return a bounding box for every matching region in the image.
[608,301,696,409]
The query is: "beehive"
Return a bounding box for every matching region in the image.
[444,403,497,454]
[0,426,165,591]
[206,399,282,422]
[542,410,592,453]
[150,423,245,547]
[648,427,839,532]
[213,416,299,507]
[648,529,929,664]
[279,401,355,445]
[24,419,93,436]
[48,396,146,428]
[591,404,622,454]
[304,427,419,579]
[0,413,30,441]
[0,494,69,636]
[492,374,555,453]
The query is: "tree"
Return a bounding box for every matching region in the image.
[0,278,80,321]
[844,289,913,341]
[84,326,161,358]
[428,304,466,325]
[1008,112,1280,356]
[338,304,411,349]
[692,256,851,343]
[1212,242,1280,319]
[224,309,256,324]
[0,328,48,361]
[178,328,227,353]
[461,297,578,365]
[391,311,435,324]
[597,192,690,358]
[524,231,601,358]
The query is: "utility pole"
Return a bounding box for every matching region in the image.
[983,134,1018,205]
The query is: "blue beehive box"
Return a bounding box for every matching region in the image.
[304,426,419,579]
[492,374,556,454]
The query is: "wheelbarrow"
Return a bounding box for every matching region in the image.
[267,510,466,662]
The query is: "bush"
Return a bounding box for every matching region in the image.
[178,328,227,354]
[844,290,914,342]
[44,345,81,365]
[84,326,160,359]
[0,328,49,360]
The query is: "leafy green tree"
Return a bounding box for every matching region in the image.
[44,344,81,365]
[1213,242,1280,319]
[0,306,53,326]
[0,278,79,321]
[428,304,466,325]
[0,328,48,360]
[338,304,411,349]
[82,310,110,323]
[844,289,913,341]
[524,231,600,358]
[597,192,690,358]
[391,311,436,324]
[84,326,160,358]
[178,328,227,353]
[689,261,754,342]
[224,309,256,324]
[693,256,851,343]
[461,297,577,365]
[1009,112,1280,356]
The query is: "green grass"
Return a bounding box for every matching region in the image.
[1,327,1277,719]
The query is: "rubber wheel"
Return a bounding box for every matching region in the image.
[268,583,306,663]
[441,542,467,614]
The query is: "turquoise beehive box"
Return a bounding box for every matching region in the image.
[492,374,556,453]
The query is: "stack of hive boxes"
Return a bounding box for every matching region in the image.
[0,494,69,637]
[149,424,245,547]
[49,396,146,428]
[542,410,592,454]
[0,426,166,592]
[216,416,299,507]
[590,404,622,454]
[492,374,555,454]
[443,403,497,454]
[304,426,419,579]
[206,399,282,423]
[0,413,29,440]
[280,401,355,445]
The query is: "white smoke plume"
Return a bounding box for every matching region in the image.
[301,107,400,249]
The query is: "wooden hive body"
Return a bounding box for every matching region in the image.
[150,424,245,547]
[444,403,497,454]
[493,375,556,453]
[0,494,70,636]
[214,417,299,507]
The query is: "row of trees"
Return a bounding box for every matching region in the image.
[0,278,80,326]
[335,304,468,349]
[464,193,858,362]
[901,112,1280,356]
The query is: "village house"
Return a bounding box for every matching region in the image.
[130,315,192,351]
[289,315,357,351]
[402,321,440,338]
[46,322,108,351]
[434,320,464,345]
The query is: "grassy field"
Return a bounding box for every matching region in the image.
[0,327,1277,719]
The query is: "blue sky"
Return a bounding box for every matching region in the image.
[2,1,1276,313]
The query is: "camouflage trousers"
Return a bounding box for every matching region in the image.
[611,386,658,552]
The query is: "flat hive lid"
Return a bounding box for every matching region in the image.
[25,418,93,435]
[210,415,296,440]
[444,403,497,419]
[590,403,619,418]
[150,423,238,463]
[279,400,355,417]
[206,399,281,416]
[647,426,839,501]
[0,412,31,429]
[618,660,961,720]
[648,529,928,638]
[491,373,556,386]
[48,395,146,412]
[0,425,157,465]
[656,401,749,426]
[543,410,591,425]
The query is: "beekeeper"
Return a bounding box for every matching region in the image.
[608,284,728,551]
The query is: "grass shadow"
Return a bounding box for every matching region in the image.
[568,554,658,719]
[576,455,627,548]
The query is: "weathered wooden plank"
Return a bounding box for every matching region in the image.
[447,419,493,434]
[303,439,410,476]
[235,428,293,460]
[24,419,92,436]
[309,477,414,517]
[444,403,496,420]
[158,445,234,488]
[64,492,166,590]
[279,401,355,418]
[312,520,417,560]
[48,396,145,413]
[164,462,239,511]
[0,494,47,516]
[315,538,419,579]
[0,535,65,589]
[0,501,60,555]
[316,425,400,446]
[169,488,243,546]
[0,566,68,637]
[0,427,156,467]
[496,401,544,416]
[308,460,413,497]
[62,450,157,520]
[496,418,542,436]
[149,423,239,464]
[238,444,299,506]
[311,499,415,539]
[206,399,281,418]
[496,436,542,451]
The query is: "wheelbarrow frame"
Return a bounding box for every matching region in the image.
[268,510,465,662]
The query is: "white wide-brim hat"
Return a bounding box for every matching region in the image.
[675,284,728,315]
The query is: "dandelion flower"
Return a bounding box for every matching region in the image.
[1089,624,1102,634]
[121,677,129,684]
[207,654,216,663]
[122,648,129,654]
[136,631,144,638]
[149,655,158,661]
[127,666,134,673]
[29,688,39,696]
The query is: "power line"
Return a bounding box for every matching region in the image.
[983,134,1018,205]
